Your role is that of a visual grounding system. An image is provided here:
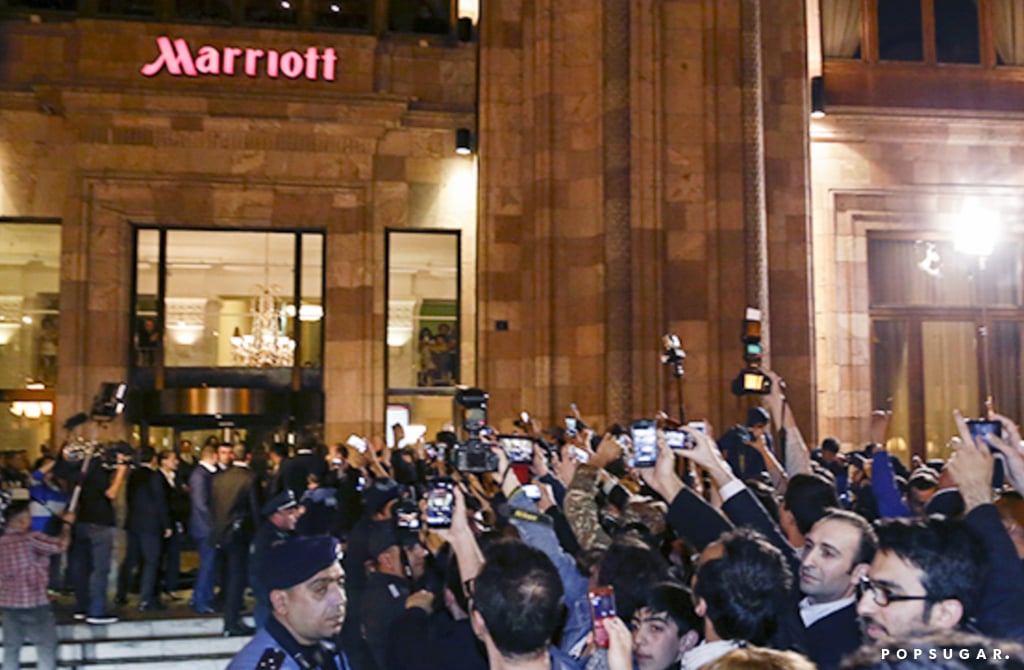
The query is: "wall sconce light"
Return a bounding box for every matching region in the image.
[811,76,826,118]
[455,128,473,155]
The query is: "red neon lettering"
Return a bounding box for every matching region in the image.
[304,47,319,80]
[195,46,221,74]
[141,37,338,81]
[280,51,303,79]
[321,48,337,81]
[222,47,242,75]
[244,48,265,77]
[266,50,280,78]
[140,36,197,77]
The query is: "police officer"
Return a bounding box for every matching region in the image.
[250,490,304,630]
[228,535,349,670]
[361,521,428,669]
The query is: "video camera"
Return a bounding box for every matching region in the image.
[450,387,499,474]
[731,308,772,396]
[91,383,127,421]
[660,334,686,379]
[61,438,136,470]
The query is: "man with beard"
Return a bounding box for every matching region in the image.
[228,535,349,670]
[855,516,981,641]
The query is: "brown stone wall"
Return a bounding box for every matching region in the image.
[477,0,815,431]
[762,0,815,435]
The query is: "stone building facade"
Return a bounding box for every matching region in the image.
[2,0,1018,455]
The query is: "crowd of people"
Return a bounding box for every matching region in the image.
[5,370,1024,670]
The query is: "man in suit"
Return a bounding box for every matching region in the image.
[157,449,188,601]
[188,444,219,614]
[211,444,260,636]
[116,445,171,611]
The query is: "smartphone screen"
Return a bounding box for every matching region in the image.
[631,420,658,467]
[521,484,542,501]
[666,429,688,450]
[967,419,1002,445]
[589,587,617,648]
[565,416,578,435]
[570,446,590,463]
[395,505,422,530]
[425,481,455,528]
[500,436,535,464]
[346,434,367,453]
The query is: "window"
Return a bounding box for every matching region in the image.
[388,0,452,34]
[868,235,1024,460]
[133,228,324,371]
[385,230,460,441]
[0,221,61,460]
[0,223,61,389]
[935,0,980,63]
[878,0,923,61]
[823,0,995,65]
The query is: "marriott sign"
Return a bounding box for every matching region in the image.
[141,36,338,81]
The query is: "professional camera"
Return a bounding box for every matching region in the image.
[731,308,772,396]
[661,334,686,378]
[455,387,488,435]
[61,438,136,470]
[450,387,499,474]
[91,383,127,421]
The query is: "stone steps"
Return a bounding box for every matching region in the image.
[0,616,249,669]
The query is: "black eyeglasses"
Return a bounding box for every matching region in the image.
[856,576,932,607]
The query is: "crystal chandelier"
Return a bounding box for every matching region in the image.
[230,286,296,367]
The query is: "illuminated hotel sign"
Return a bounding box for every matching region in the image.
[141,36,338,81]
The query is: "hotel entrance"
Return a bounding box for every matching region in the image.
[127,227,325,448]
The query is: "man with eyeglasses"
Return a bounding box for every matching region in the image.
[855,413,1024,644]
[856,515,983,641]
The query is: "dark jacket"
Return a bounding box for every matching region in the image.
[125,466,171,536]
[385,608,487,670]
[772,599,860,670]
[74,461,116,527]
[279,450,327,501]
[966,503,1024,642]
[211,464,260,547]
[188,463,216,539]
[163,468,190,531]
[363,571,410,669]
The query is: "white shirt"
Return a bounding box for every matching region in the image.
[798,595,856,628]
[681,640,739,670]
[200,461,218,474]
